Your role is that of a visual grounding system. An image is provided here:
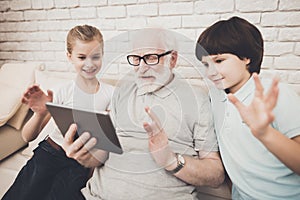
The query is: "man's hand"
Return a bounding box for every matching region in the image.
[22,84,53,115]
[62,124,108,168]
[228,73,279,139]
[143,107,176,170]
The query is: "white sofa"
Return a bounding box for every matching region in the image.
[0,63,231,199]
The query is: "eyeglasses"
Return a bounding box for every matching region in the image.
[127,50,173,66]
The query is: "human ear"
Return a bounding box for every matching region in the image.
[244,58,250,65]
[66,52,72,63]
[170,51,178,69]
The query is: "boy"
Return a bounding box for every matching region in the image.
[196,16,300,199]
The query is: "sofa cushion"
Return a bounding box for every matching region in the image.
[0,63,40,127]
[7,104,30,130]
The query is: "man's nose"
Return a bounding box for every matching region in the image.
[138,59,150,73]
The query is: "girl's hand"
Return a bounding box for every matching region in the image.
[228,73,279,139]
[22,84,53,115]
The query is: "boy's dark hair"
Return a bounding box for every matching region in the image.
[195,16,263,74]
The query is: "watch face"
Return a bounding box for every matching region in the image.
[177,154,185,165]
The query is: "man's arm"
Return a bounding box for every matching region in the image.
[143,107,225,187]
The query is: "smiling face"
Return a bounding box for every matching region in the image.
[132,48,176,93]
[201,53,251,93]
[67,39,103,81]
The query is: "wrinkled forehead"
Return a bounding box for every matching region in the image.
[129,28,172,53]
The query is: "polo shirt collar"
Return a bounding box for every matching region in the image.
[136,74,178,98]
[231,76,254,102]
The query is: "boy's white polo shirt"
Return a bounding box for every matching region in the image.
[209,77,300,200]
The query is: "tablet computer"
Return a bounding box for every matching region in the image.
[46,102,123,154]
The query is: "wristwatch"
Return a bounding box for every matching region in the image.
[168,153,185,174]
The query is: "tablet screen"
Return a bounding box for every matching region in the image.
[46,102,123,154]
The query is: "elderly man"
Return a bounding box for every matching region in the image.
[62,28,224,200]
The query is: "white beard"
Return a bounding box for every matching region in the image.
[135,61,173,94]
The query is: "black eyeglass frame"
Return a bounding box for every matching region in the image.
[127,50,173,66]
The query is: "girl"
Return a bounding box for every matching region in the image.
[3,25,114,200]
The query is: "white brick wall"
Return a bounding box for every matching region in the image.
[0,0,299,94]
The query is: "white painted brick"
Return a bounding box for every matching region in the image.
[19,42,42,51]
[70,7,97,19]
[274,54,300,70]
[159,2,193,16]
[24,10,47,21]
[38,21,70,31]
[26,32,50,41]
[278,28,300,41]
[108,0,137,5]
[221,13,261,24]
[0,33,6,41]
[236,0,277,12]
[182,15,219,28]
[116,18,147,30]
[195,0,234,14]
[97,6,126,18]
[175,29,196,41]
[47,9,70,20]
[85,18,116,30]
[0,52,15,60]
[49,31,67,42]
[0,42,41,51]
[127,4,158,17]
[0,13,4,22]
[102,30,125,41]
[0,22,18,32]
[279,0,300,11]
[4,12,24,21]
[171,0,193,2]
[264,42,294,56]
[0,1,10,12]
[138,0,168,3]
[288,71,300,84]
[42,0,55,9]
[260,28,278,41]
[147,16,181,28]
[261,12,300,27]
[261,56,273,69]
[33,51,56,61]
[80,0,107,7]
[288,84,300,96]
[55,51,67,61]
[259,69,289,82]
[7,32,49,42]
[41,42,65,51]
[31,0,43,9]
[17,21,39,32]
[10,0,31,11]
[14,52,35,60]
[295,43,300,56]
[54,0,79,8]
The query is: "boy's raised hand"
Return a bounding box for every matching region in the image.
[143,107,175,169]
[22,84,53,115]
[228,73,280,139]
